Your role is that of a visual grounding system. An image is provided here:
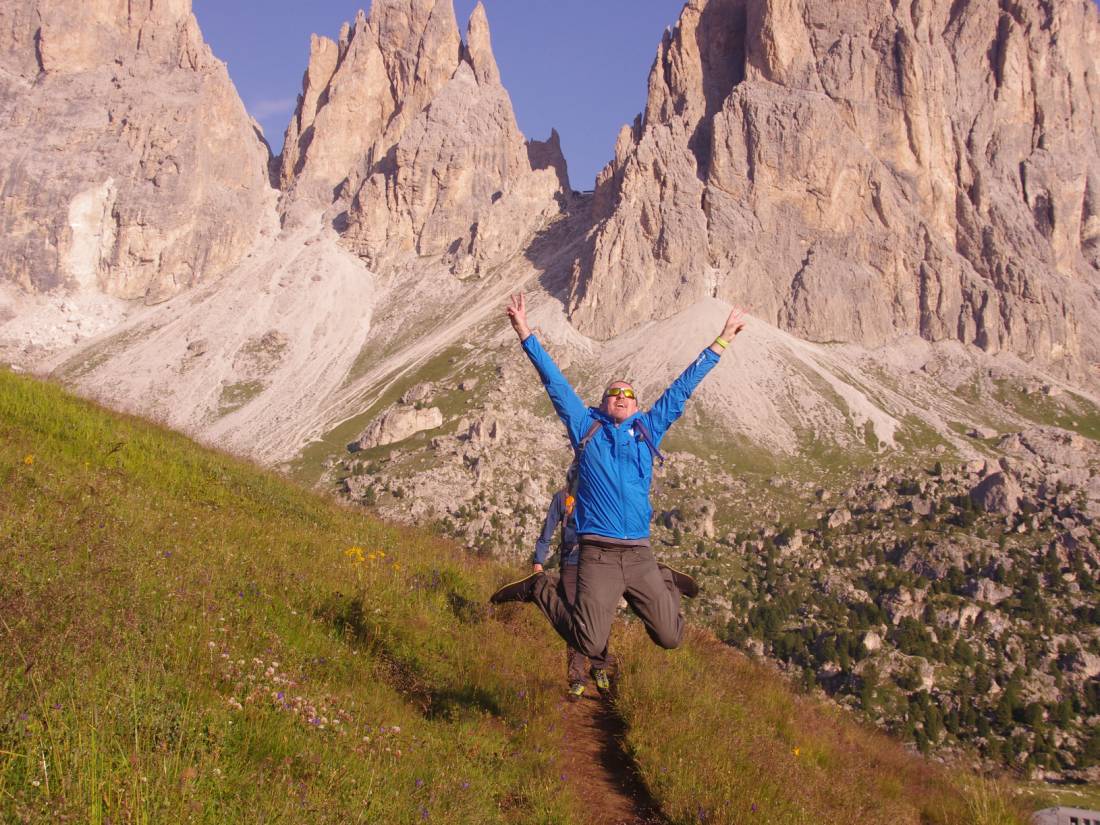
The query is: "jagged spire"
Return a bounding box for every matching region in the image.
[465,2,501,86]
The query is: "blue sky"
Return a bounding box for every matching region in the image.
[191,1,682,189]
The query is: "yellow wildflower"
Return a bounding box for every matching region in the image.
[23,454,34,465]
[792,747,801,757]
[344,546,365,564]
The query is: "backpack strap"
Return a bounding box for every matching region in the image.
[577,420,603,452]
[567,420,603,498]
[633,419,665,466]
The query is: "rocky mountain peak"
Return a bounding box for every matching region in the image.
[281,1,568,276]
[569,0,1100,376]
[464,2,500,86]
[279,0,462,201]
[0,0,271,312]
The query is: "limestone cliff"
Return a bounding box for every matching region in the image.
[568,0,1100,372]
[280,1,569,276]
[0,0,271,303]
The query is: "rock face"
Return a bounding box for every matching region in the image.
[351,404,444,451]
[568,0,1100,372]
[280,1,569,276]
[0,0,271,302]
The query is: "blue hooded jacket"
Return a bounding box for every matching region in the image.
[521,334,720,540]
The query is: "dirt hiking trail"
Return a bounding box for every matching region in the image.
[554,691,666,825]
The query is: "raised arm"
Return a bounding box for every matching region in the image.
[647,305,746,440]
[507,293,590,445]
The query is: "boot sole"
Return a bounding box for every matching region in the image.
[489,572,541,604]
[658,563,699,598]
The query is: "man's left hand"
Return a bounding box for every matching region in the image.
[722,306,746,340]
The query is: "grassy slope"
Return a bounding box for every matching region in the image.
[0,370,1031,824]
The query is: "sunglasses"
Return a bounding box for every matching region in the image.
[604,387,636,399]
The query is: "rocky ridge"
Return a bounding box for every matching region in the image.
[568,0,1100,376]
[0,0,271,308]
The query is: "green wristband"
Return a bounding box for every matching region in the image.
[714,336,729,349]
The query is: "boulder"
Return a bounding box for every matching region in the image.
[776,528,803,553]
[969,578,1013,606]
[969,472,1022,515]
[909,497,935,517]
[344,475,373,500]
[464,415,502,448]
[351,405,443,450]
[883,587,925,625]
[967,426,998,439]
[400,381,434,405]
[896,540,967,581]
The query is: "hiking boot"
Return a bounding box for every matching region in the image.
[658,563,699,598]
[592,669,611,695]
[489,571,544,604]
[567,681,586,701]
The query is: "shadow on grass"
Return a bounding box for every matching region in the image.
[446,590,488,625]
[314,591,502,721]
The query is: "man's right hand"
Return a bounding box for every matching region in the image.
[532,563,544,574]
[507,293,532,340]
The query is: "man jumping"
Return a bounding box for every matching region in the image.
[491,293,745,661]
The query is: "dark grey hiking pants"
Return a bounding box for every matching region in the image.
[534,540,683,659]
[558,563,611,681]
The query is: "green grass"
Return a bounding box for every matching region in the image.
[217,380,266,417]
[0,369,1037,824]
[0,370,573,824]
[993,379,1100,441]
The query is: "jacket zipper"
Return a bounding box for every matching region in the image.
[615,423,627,536]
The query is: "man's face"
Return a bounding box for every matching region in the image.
[600,381,638,423]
